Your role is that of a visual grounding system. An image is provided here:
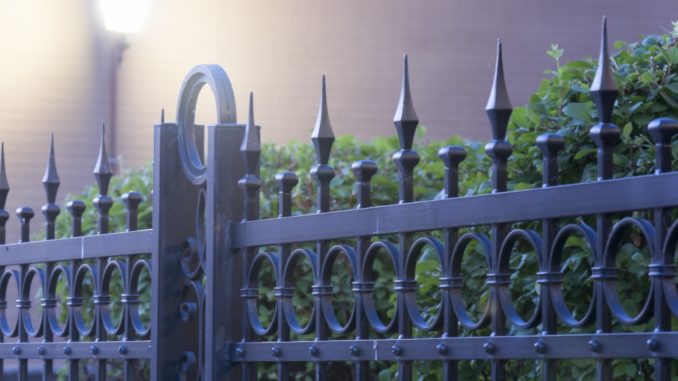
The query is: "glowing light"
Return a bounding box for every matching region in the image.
[99,0,150,34]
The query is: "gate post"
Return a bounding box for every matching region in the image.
[204,122,245,381]
[152,64,242,380]
[151,116,202,380]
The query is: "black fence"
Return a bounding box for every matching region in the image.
[1,17,678,381]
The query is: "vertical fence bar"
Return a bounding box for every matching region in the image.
[647,117,678,381]
[0,143,8,380]
[589,17,618,381]
[67,200,85,381]
[352,159,378,381]
[41,135,60,381]
[16,206,34,381]
[93,125,114,381]
[274,172,297,381]
[438,146,465,381]
[484,39,512,381]
[536,133,564,381]
[238,93,260,381]
[122,191,143,381]
[392,55,419,381]
[310,76,335,381]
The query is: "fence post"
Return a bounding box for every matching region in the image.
[151,113,202,380]
[204,119,246,380]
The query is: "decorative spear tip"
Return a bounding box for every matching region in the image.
[312,75,334,139]
[248,92,255,127]
[241,91,260,153]
[0,142,8,191]
[485,37,512,111]
[393,53,418,123]
[591,15,617,93]
[94,121,113,176]
[42,134,60,203]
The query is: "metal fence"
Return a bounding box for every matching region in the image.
[1,17,678,381]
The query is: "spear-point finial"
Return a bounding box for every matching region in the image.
[0,143,9,209]
[94,121,113,196]
[590,16,618,123]
[311,75,335,165]
[486,39,512,140]
[161,108,165,124]
[393,54,419,150]
[42,133,60,204]
[241,92,261,174]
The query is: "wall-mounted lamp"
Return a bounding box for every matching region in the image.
[97,0,149,170]
[99,0,150,34]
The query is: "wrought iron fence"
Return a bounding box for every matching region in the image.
[2,16,678,381]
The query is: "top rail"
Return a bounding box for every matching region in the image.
[232,172,678,248]
[0,229,152,265]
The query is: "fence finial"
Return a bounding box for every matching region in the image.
[241,92,261,175]
[393,54,419,150]
[312,75,335,165]
[0,142,9,209]
[485,39,513,193]
[161,108,165,124]
[94,121,113,196]
[42,133,60,204]
[486,39,512,140]
[590,16,617,123]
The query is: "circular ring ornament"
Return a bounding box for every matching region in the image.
[449,232,492,330]
[361,240,399,334]
[496,229,543,330]
[548,223,596,328]
[101,260,126,336]
[129,259,152,338]
[73,264,97,338]
[245,251,279,336]
[47,265,70,337]
[282,248,317,335]
[22,266,46,337]
[320,244,358,334]
[0,269,20,337]
[176,64,237,185]
[661,219,678,318]
[403,236,445,331]
[602,217,655,325]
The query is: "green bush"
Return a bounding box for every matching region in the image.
[56,24,678,380]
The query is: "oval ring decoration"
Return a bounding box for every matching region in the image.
[282,248,317,335]
[548,223,597,328]
[449,232,492,330]
[176,64,237,185]
[361,240,400,334]
[403,236,445,331]
[661,219,678,318]
[320,244,358,334]
[602,217,655,325]
[245,251,279,336]
[496,229,543,330]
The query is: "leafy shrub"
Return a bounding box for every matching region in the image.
[55,24,678,380]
